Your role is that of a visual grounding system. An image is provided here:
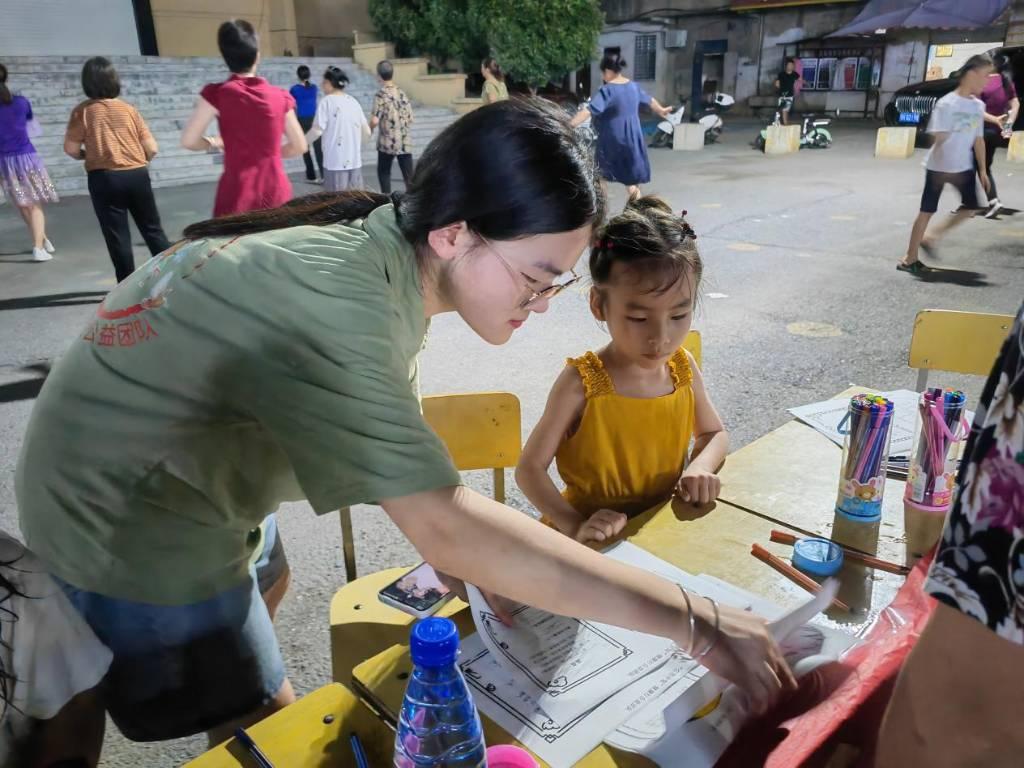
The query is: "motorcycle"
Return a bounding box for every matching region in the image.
[695,92,735,144]
[755,98,833,150]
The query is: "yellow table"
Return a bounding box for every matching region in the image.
[351,496,895,768]
[184,684,394,768]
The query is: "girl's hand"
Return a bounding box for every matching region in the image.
[677,468,721,505]
[575,509,628,545]
[686,597,798,715]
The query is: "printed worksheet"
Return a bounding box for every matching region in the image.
[788,389,923,457]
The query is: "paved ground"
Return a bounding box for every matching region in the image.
[0,120,1021,766]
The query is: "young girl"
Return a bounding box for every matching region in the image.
[517,194,729,545]
[304,66,370,193]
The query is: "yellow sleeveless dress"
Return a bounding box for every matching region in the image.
[555,347,696,518]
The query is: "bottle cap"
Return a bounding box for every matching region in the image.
[792,537,844,577]
[410,617,460,667]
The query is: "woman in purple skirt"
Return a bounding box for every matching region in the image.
[0,63,58,262]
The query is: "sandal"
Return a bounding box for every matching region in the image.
[897,260,927,274]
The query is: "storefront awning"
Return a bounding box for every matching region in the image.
[731,0,860,9]
[829,0,1010,36]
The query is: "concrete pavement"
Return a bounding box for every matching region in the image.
[1,120,1021,765]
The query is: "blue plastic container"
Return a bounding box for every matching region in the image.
[792,537,844,578]
[393,617,487,768]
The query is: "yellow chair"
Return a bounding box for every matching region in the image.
[909,309,1013,390]
[184,684,393,767]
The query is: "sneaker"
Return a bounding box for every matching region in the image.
[32,247,52,262]
[43,237,55,253]
[984,200,1003,219]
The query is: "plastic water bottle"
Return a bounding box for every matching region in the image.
[394,617,487,768]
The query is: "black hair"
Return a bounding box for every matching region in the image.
[482,57,504,81]
[81,56,121,100]
[0,64,10,106]
[993,53,1014,98]
[183,98,605,259]
[600,53,627,74]
[784,57,796,67]
[957,53,994,83]
[217,19,259,74]
[323,66,349,90]
[377,60,395,81]
[297,64,311,82]
[590,193,701,296]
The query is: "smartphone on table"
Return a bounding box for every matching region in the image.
[377,562,454,619]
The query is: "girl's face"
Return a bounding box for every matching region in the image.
[437,225,592,346]
[590,262,696,370]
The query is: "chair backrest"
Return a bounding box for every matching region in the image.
[683,330,702,369]
[909,309,1014,390]
[422,392,522,472]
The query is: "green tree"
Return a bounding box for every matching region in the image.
[475,0,604,90]
[368,0,486,70]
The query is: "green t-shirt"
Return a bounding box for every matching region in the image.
[16,205,460,605]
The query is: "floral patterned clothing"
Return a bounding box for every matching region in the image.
[371,83,413,156]
[926,302,1024,644]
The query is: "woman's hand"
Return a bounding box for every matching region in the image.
[435,570,517,625]
[203,135,224,152]
[677,467,721,505]
[575,509,628,545]
[685,596,798,714]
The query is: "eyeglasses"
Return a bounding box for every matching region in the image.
[484,240,581,310]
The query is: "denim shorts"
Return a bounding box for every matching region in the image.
[55,515,288,741]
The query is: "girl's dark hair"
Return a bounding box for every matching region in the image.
[218,19,259,74]
[297,64,311,82]
[183,98,605,252]
[482,57,504,81]
[957,54,994,82]
[323,66,349,90]
[81,56,121,100]
[590,193,702,295]
[0,556,28,719]
[600,53,627,74]
[0,64,11,106]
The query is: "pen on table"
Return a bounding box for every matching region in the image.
[350,732,371,768]
[769,530,911,576]
[750,543,852,612]
[234,726,274,768]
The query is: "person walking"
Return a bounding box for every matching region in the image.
[290,65,323,184]
[774,58,800,126]
[64,57,171,283]
[899,55,993,274]
[304,66,369,193]
[180,19,307,216]
[370,60,414,194]
[481,57,509,104]
[0,63,58,263]
[978,52,1019,218]
[17,100,793,749]
[570,53,672,196]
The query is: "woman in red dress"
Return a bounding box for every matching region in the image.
[181,19,307,216]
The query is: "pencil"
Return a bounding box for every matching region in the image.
[750,543,851,611]
[768,530,911,576]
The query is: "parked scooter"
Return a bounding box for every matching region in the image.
[695,92,735,144]
[754,98,833,150]
[649,101,686,148]
[574,97,597,150]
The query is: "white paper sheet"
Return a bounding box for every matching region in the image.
[787,389,922,457]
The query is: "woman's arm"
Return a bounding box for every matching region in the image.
[180,96,219,151]
[382,484,796,709]
[649,97,673,119]
[281,109,308,159]
[141,134,159,160]
[984,111,1006,126]
[1009,97,1020,127]
[63,137,84,160]
[515,366,587,535]
[570,109,591,128]
[677,352,729,505]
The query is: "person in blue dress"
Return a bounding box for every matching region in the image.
[572,53,672,195]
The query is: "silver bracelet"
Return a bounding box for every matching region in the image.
[678,585,696,657]
[694,596,720,662]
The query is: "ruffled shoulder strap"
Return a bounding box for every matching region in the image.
[668,347,694,391]
[566,351,615,399]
